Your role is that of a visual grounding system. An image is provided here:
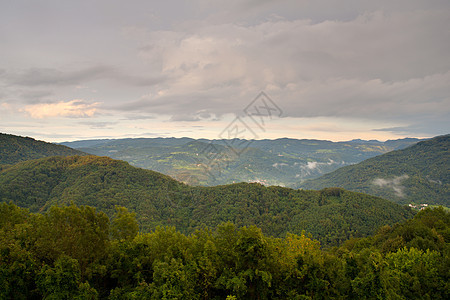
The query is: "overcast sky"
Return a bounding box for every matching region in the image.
[1,0,449,142]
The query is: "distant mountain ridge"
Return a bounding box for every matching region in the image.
[299,134,450,206]
[0,155,414,247]
[0,133,86,166]
[61,136,424,187]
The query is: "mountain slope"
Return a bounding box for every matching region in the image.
[299,134,450,206]
[0,133,85,166]
[61,137,422,187]
[0,155,414,247]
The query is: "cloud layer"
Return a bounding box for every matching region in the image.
[0,0,449,141]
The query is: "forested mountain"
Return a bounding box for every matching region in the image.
[0,133,85,166]
[0,134,446,299]
[300,134,450,206]
[0,155,414,247]
[1,203,447,299]
[60,137,422,187]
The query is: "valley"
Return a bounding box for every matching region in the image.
[0,132,448,299]
[61,137,423,187]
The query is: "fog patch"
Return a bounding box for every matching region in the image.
[427,176,442,185]
[373,174,409,197]
[272,163,289,168]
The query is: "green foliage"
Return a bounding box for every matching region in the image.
[31,204,110,275]
[36,255,98,299]
[0,203,38,299]
[1,133,447,299]
[0,239,38,299]
[0,155,414,247]
[0,203,448,299]
[37,255,80,299]
[110,206,139,241]
[335,207,450,299]
[0,201,30,228]
[384,247,443,299]
[0,132,85,166]
[301,134,450,206]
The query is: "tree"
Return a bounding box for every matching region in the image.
[110,206,139,241]
[384,247,446,299]
[37,255,98,299]
[32,204,110,276]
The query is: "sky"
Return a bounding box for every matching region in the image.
[1,0,449,142]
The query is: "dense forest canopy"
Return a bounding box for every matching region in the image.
[1,202,448,299]
[0,155,414,247]
[300,134,450,206]
[1,132,448,299]
[0,133,86,166]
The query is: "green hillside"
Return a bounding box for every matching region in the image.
[0,132,85,166]
[61,137,422,187]
[0,155,414,247]
[300,134,450,206]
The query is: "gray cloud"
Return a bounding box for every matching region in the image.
[1,0,449,140]
[170,114,202,122]
[2,66,165,88]
[374,119,450,136]
[18,90,54,103]
[129,8,450,124]
[6,66,112,86]
[169,111,215,122]
[78,121,118,129]
[120,114,156,120]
